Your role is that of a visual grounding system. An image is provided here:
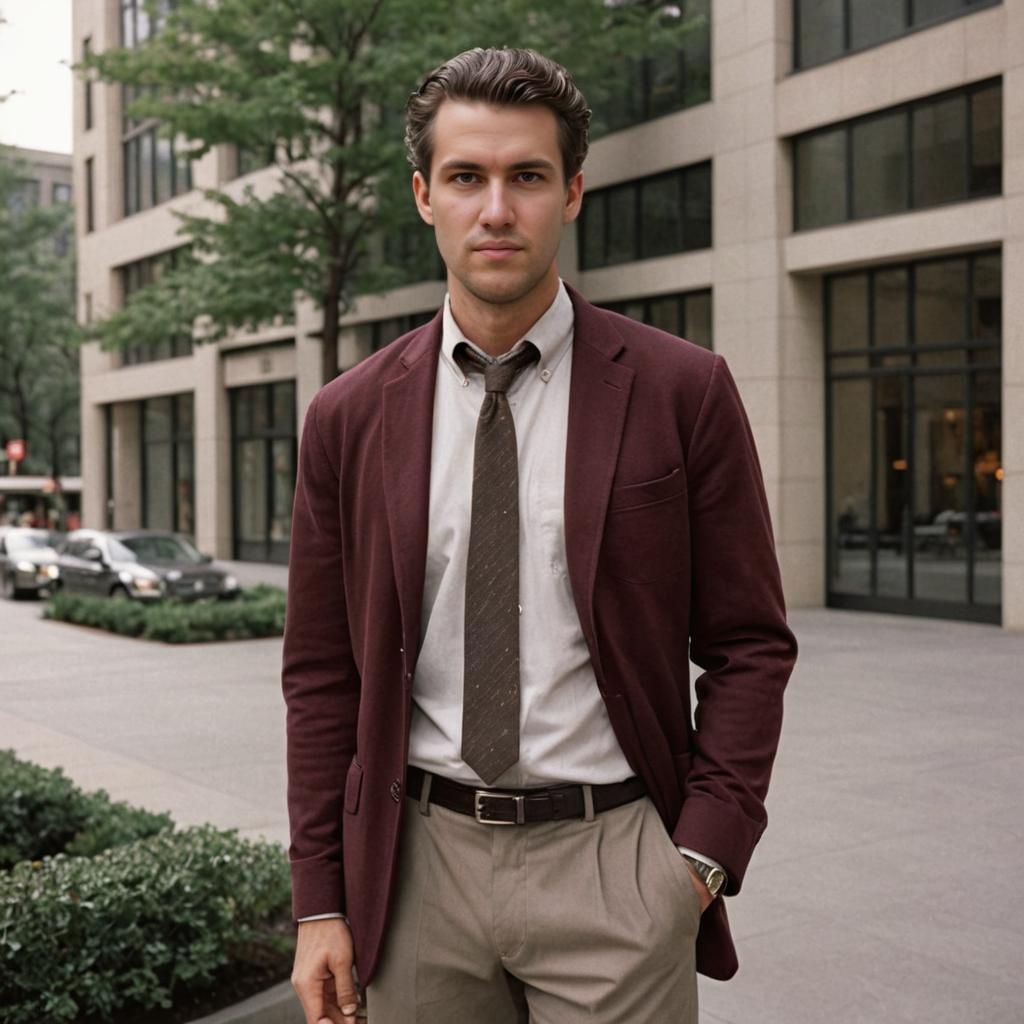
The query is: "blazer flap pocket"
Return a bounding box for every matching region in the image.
[609,466,684,512]
[344,758,364,815]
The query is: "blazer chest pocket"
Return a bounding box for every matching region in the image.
[602,467,688,584]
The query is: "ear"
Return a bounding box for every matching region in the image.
[412,170,434,226]
[562,170,584,225]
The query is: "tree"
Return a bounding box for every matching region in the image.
[0,148,80,481]
[82,0,698,386]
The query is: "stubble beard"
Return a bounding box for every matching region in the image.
[453,250,553,309]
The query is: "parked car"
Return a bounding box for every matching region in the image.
[0,527,62,599]
[55,529,240,602]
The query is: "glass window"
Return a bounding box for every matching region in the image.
[913,0,965,25]
[850,0,906,51]
[912,94,967,208]
[972,371,1002,605]
[684,291,712,350]
[970,85,1002,195]
[830,377,872,595]
[144,397,172,442]
[155,134,173,204]
[581,195,606,269]
[873,268,909,349]
[795,81,1001,231]
[829,274,869,352]
[232,382,296,563]
[648,295,681,335]
[915,258,968,347]
[641,174,682,259]
[970,253,1001,345]
[683,162,712,250]
[912,374,968,603]
[648,49,685,121]
[175,440,194,535]
[796,0,845,69]
[607,185,636,266]
[874,374,909,597]
[795,128,847,229]
[852,112,907,219]
[680,0,711,107]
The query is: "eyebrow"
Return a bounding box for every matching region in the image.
[437,158,558,174]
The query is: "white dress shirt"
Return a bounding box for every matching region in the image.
[408,280,634,787]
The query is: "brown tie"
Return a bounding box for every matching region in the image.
[454,340,540,785]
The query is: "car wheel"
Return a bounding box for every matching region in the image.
[1,572,15,600]
[110,584,132,600]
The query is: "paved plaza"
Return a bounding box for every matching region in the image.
[1,576,1021,1023]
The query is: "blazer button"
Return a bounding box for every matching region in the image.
[389,779,402,802]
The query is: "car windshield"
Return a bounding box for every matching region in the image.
[112,535,205,564]
[5,530,53,553]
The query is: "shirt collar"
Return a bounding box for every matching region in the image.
[440,279,573,383]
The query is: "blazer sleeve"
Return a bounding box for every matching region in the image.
[281,390,361,920]
[672,353,798,895]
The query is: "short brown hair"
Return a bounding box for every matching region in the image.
[405,47,591,184]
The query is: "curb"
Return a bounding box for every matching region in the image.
[188,981,304,1024]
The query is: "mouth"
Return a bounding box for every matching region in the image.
[474,244,523,260]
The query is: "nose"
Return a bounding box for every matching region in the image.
[479,181,515,229]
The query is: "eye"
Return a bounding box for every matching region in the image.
[453,172,478,184]
[518,171,542,183]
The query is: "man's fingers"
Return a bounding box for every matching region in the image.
[293,971,346,1024]
[327,965,361,1020]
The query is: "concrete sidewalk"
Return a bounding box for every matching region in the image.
[1,597,1021,1023]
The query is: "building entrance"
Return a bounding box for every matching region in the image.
[826,251,1002,623]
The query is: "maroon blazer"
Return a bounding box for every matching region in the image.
[282,283,797,984]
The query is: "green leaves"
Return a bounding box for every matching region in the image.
[0,147,79,477]
[0,821,292,1023]
[43,584,288,643]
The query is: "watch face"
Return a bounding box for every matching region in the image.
[707,868,726,895]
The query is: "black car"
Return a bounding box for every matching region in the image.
[0,527,62,599]
[55,529,241,601]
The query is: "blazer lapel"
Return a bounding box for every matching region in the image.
[382,315,442,663]
[563,285,634,680]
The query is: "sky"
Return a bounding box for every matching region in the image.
[0,0,73,154]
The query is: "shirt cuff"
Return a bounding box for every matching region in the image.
[297,912,347,923]
[676,846,728,882]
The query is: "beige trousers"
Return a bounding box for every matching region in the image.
[365,780,700,1023]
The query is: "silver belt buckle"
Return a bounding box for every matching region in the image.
[474,790,526,825]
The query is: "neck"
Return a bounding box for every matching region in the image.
[448,269,560,358]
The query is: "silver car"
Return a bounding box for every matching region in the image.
[55,529,240,601]
[0,527,62,599]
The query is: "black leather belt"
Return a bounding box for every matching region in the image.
[406,765,647,825]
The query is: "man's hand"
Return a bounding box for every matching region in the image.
[682,861,715,915]
[292,918,361,1024]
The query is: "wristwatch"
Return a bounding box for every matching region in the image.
[681,854,727,898]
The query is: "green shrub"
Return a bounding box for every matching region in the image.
[0,825,292,1024]
[43,585,286,643]
[0,750,171,870]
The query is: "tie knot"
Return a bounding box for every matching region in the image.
[456,342,539,395]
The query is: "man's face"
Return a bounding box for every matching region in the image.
[412,100,583,308]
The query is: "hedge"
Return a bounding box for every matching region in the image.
[0,749,172,870]
[0,826,292,1024]
[43,584,286,643]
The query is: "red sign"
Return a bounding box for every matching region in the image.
[5,440,26,462]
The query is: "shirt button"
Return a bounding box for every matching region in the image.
[390,780,402,802]
[540,369,551,382]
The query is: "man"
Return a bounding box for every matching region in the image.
[284,47,797,1024]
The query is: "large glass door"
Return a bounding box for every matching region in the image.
[826,251,1001,623]
[230,381,296,564]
